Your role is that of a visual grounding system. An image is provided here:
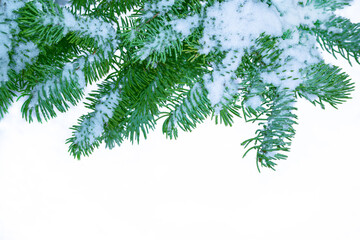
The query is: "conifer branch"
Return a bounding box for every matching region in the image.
[312,16,360,65]
[1,0,359,171]
[297,62,354,108]
[162,81,211,139]
[242,91,298,170]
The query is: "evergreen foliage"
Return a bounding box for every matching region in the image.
[0,0,358,170]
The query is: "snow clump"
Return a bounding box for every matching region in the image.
[139,0,332,111]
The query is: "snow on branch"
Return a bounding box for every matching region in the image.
[0,0,31,83]
[1,0,358,169]
[71,90,120,153]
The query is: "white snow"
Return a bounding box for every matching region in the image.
[199,0,283,54]
[271,0,329,29]
[54,0,70,6]
[246,95,263,110]
[12,41,40,74]
[327,26,343,34]
[304,93,320,102]
[62,9,116,46]
[1,0,27,19]
[169,15,200,38]
[196,0,331,107]
[0,36,11,83]
[264,150,277,158]
[39,8,117,54]
[137,28,177,60]
[202,49,243,108]
[34,2,43,10]
[157,0,175,10]
[62,9,78,30]
[62,62,86,88]
[143,0,176,17]
[203,73,222,106]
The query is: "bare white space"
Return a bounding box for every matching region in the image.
[1,2,360,240]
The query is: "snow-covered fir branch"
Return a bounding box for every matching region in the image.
[0,0,359,170]
[23,61,85,121]
[37,4,118,52]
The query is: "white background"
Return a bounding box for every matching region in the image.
[1,2,360,240]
